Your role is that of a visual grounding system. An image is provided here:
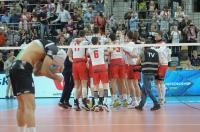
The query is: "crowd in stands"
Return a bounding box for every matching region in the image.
[0,0,200,68]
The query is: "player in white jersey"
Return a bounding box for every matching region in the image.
[107,33,128,107]
[122,31,141,108]
[154,32,171,105]
[87,36,109,112]
[67,30,90,111]
[85,26,109,108]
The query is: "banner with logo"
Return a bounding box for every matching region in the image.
[142,70,200,96]
[0,74,63,98]
[0,70,200,98]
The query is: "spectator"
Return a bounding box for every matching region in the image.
[83,6,96,25]
[10,9,21,29]
[94,11,106,35]
[170,24,181,59]
[39,6,49,39]
[31,12,39,30]
[175,6,185,23]
[137,0,147,19]
[19,8,31,32]
[190,50,200,66]
[183,58,196,70]
[81,0,88,12]
[76,16,85,33]
[10,2,21,15]
[159,6,171,32]
[1,11,10,24]
[96,0,104,12]
[0,1,7,14]
[56,0,63,15]
[138,20,147,39]
[183,20,200,57]
[51,4,71,31]
[65,19,75,36]
[124,8,133,29]
[0,28,6,46]
[129,12,138,32]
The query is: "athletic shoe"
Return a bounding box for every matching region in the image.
[103,104,110,112]
[58,102,68,109]
[74,99,81,111]
[122,99,128,107]
[135,106,143,111]
[127,97,133,105]
[65,102,72,108]
[128,101,138,109]
[5,96,9,99]
[150,104,161,111]
[113,100,120,108]
[82,98,90,111]
[158,99,166,105]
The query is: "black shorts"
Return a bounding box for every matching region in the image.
[9,60,35,96]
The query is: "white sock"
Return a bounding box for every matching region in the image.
[82,87,87,98]
[73,88,78,99]
[17,127,26,132]
[123,94,127,100]
[27,127,36,132]
[162,84,166,99]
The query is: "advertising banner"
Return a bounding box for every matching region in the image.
[0,70,200,98]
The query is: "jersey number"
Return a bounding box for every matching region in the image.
[94,50,99,58]
[75,41,80,51]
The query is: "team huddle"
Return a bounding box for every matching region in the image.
[66,26,171,112]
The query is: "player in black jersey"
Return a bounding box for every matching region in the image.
[9,39,66,132]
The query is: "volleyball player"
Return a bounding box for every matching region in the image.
[9,39,66,132]
[122,31,141,108]
[87,37,109,112]
[154,32,171,104]
[67,30,90,111]
[108,33,128,107]
[86,26,108,108]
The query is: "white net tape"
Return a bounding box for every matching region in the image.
[0,43,199,50]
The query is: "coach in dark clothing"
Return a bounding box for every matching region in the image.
[135,47,160,111]
[59,56,74,108]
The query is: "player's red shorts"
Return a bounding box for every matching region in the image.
[92,64,108,85]
[72,58,88,80]
[109,58,126,78]
[128,65,141,80]
[157,65,168,80]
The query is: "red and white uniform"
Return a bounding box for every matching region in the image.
[88,48,108,85]
[71,39,89,80]
[109,41,126,78]
[154,41,171,79]
[86,35,108,78]
[123,42,141,80]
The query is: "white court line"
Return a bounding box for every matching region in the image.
[0,123,200,127]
